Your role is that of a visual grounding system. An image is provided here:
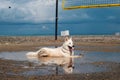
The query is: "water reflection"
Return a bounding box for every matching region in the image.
[27,57,74,74]
[0,50,120,75]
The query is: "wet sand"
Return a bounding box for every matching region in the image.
[0,36,120,80]
[0,36,120,52]
[0,59,120,80]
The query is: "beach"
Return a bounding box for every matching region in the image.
[0,35,120,80]
[0,35,120,52]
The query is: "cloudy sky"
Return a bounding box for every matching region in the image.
[0,0,57,23]
[0,0,120,35]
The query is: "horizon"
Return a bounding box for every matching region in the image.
[0,0,120,36]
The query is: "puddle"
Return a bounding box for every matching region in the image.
[0,50,120,76]
[82,51,120,63]
[0,51,28,61]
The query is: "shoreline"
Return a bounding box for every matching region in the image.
[0,35,120,52]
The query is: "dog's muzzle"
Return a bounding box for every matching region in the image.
[68,45,74,50]
[68,45,74,55]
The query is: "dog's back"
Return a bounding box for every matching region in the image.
[26,37,74,57]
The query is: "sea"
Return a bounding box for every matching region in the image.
[0,23,120,36]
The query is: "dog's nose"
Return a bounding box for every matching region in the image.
[73,45,75,47]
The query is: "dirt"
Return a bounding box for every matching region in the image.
[0,36,120,52]
[0,58,119,80]
[0,36,120,80]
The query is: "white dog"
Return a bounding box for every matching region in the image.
[26,37,75,57]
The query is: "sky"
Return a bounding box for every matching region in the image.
[0,0,120,35]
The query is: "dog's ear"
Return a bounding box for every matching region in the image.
[65,37,69,41]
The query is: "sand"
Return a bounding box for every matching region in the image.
[0,35,120,80]
[0,36,120,52]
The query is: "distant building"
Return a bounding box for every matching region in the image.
[115,32,120,36]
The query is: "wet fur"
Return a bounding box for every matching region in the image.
[26,37,74,57]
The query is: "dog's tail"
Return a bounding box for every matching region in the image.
[26,49,41,57]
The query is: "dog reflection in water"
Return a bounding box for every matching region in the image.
[27,57,74,74]
[39,57,74,74]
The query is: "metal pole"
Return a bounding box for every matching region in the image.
[55,0,58,40]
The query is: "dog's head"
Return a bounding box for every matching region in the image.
[63,37,74,53]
